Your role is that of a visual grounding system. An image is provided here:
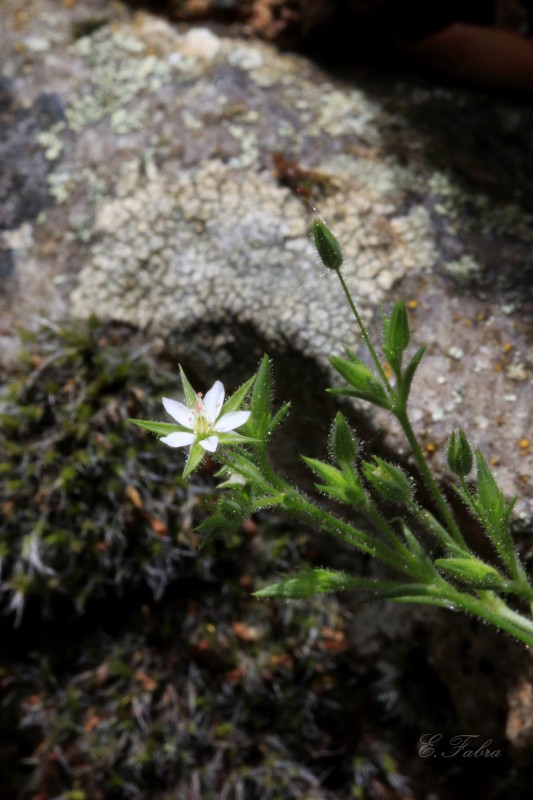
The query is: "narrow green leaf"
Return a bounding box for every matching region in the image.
[221,375,255,415]
[328,386,391,410]
[401,523,428,561]
[436,557,502,587]
[475,450,502,519]
[398,345,426,404]
[331,355,386,399]
[268,402,291,434]
[474,449,518,575]
[302,457,345,488]
[129,419,184,436]
[224,451,271,490]
[420,510,469,557]
[216,433,258,446]
[251,355,271,416]
[254,568,361,599]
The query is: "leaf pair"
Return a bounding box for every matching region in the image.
[455,450,520,580]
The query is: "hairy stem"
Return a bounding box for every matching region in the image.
[334,267,394,396]
[396,409,466,548]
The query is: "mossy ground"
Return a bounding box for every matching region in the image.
[0,319,531,799]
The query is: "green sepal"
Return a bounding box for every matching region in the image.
[183,441,205,479]
[313,219,343,271]
[179,365,198,408]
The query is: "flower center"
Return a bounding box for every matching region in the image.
[194,412,212,436]
[193,397,213,437]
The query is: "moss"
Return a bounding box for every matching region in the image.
[0,317,198,621]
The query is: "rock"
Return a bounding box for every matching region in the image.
[1,0,533,534]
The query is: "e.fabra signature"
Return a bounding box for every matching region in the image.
[419,734,501,758]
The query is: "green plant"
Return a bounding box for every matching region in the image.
[132,220,533,646]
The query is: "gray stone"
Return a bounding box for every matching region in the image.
[1,0,533,530]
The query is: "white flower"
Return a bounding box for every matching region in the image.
[160,380,251,453]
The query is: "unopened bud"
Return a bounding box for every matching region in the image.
[447,429,473,477]
[331,412,359,465]
[313,219,343,271]
[436,557,501,587]
[384,300,410,355]
[363,456,413,504]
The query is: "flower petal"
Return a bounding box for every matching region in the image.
[199,435,219,453]
[203,381,225,424]
[214,410,251,432]
[160,431,196,448]
[162,397,193,428]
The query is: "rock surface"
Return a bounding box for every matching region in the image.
[1,0,533,530]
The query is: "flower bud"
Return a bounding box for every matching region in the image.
[435,557,501,587]
[362,456,413,504]
[383,300,410,356]
[330,412,359,466]
[313,219,343,271]
[447,429,473,477]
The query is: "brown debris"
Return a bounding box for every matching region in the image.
[163,0,334,45]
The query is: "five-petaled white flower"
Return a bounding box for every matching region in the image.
[160,380,250,453]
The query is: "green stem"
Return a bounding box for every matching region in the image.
[334,267,394,396]
[447,589,533,647]
[364,505,431,580]
[252,448,421,579]
[413,507,468,557]
[288,496,421,579]
[396,409,466,548]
